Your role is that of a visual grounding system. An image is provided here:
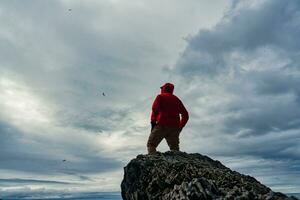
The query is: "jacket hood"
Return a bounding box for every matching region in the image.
[160,83,174,94]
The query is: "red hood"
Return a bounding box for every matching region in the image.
[160,83,174,94]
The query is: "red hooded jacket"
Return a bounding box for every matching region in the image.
[151,83,189,128]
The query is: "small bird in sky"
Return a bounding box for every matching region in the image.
[62,159,66,162]
[102,92,106,96]
[68,9,72,11]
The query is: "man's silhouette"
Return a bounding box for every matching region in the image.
[147,82,189,154]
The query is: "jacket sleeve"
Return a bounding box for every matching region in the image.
[151,95,161,123]
[178,99,189,128]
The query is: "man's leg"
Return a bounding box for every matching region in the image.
[147,125,165,154]
[165,127,181,151]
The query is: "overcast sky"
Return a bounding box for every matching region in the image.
[0,0,299,197]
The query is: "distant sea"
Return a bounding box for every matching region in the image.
[0,192,122,200]
[1,192,299,200]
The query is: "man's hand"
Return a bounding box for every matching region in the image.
[151,122,157,131]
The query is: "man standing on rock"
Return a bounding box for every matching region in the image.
[147,82,189,154]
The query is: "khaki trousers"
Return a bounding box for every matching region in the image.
[147,125,181,154]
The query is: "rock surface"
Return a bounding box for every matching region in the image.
[121,151,298,200]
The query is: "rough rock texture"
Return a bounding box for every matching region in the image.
[121,151,298,200]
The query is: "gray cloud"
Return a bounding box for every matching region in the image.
[175,0,300,77]
[0,121,121,175]
[0,178,72,186]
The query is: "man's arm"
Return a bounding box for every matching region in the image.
[178,99,189,129]
[150,95,161,129]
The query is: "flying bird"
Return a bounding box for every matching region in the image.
[68,9,72,11]
[102,92,106,96]
[62,159,66,162]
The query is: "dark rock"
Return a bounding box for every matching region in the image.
[121,151,298,200]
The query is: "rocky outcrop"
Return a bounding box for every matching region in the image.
[121,151,298,200]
